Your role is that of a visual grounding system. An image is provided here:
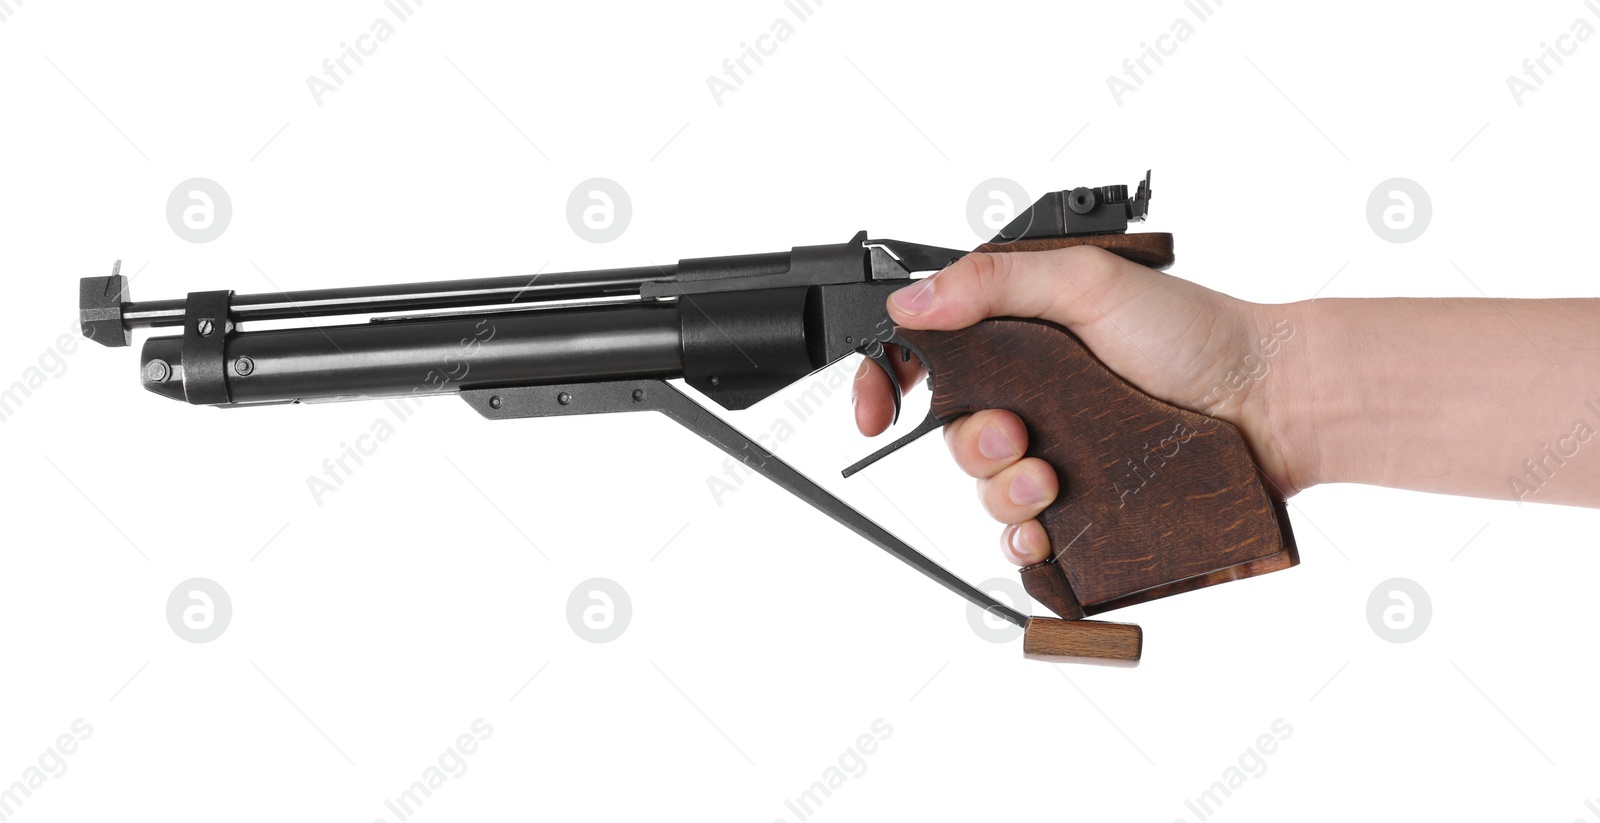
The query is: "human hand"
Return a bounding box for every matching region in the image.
[852,246,1302,567]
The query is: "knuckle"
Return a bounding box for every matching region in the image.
[946,252,1022,321]
[963,252,997,287]
[941,415,966,449]
[975,476,992,509]
[1053,245,1121,292]
[947,411,1022,479]
[987,409,1028,451]
[976,477,1008,521]
[1057,243,1118,274]
[1020,456,1058,483]
[950,441,990,479]
[964,252,1014,297]
[1023,245,1123,324]
[945,421,974,463]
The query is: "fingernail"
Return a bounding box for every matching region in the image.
[977,424,1018,461]
[1000,525,1026,565]
[1014,523,1050,564]
[889,277,936,314]
[1008,467,1049,507]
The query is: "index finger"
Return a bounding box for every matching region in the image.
[852,345,926,437]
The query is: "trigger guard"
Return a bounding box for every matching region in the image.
[842,334,954,478]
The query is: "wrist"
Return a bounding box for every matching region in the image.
[1243,298,1340,496]
[1250,297,1376,495]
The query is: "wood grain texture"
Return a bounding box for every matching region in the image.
[893,319,1297,619]
[1019,557,1085,620]
[1022,618,1142,666]
[972,232,1174,271]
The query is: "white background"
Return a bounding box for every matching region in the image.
[3,1,1599,820]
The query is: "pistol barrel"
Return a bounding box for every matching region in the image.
[139,302,685,405]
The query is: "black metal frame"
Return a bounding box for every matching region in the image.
[460,379,1028,627]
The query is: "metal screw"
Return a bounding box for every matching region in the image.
[631,389,645,402]
[144,359,170,383]
[196,317,215,337]
[1066,187,1096,215]
[557,392,572,406]
[233,356,254,376]
[488,395,502,409]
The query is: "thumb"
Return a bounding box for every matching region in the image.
[885,246,1147,332]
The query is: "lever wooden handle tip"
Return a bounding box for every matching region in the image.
[1023,618,1142,667]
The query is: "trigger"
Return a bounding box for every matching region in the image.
[842,410,945,478]
[863,347,903,426]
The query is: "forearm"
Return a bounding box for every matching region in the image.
[1268,297,1600,506]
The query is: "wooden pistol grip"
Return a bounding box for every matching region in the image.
[893,319,1297,622]
[974,232,1175,271]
